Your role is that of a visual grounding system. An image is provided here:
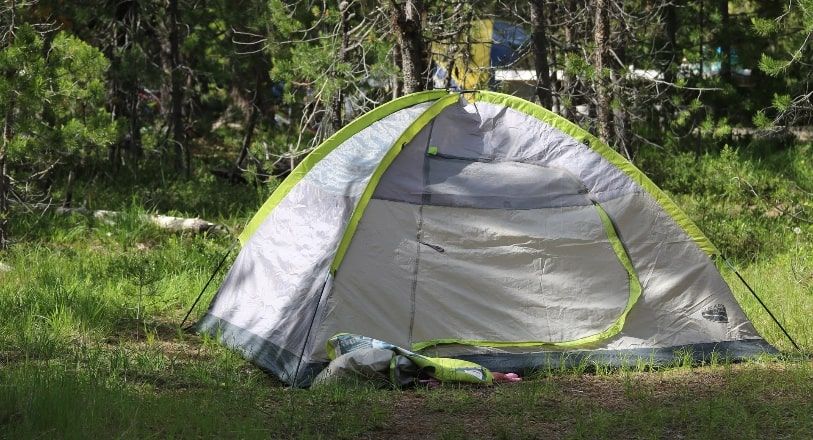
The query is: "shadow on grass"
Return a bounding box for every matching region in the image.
[0,365,273,439]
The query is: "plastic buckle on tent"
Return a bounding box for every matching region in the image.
[427,146,439,156]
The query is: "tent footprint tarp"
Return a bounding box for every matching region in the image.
[196,90,775,387]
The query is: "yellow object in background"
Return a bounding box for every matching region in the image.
[432,19,493,90]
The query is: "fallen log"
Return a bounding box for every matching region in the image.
[31,204,229,236]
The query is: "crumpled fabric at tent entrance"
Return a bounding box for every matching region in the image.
[312,333,494,388]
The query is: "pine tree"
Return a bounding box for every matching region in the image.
[0,24,116,247]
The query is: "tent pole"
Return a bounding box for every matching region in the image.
[180,240,238,329]
[724,258,800,351]
[291,275,331,387]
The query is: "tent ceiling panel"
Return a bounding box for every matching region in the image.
[372,100,639,209]
[423,158,591,209]
[386,155,594,209]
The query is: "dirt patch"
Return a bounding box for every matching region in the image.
[362,363,812,438]
[371,393,435,439]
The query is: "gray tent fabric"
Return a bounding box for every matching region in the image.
[197,91,777,387]
[311,348,402,387]
[318,199,631,347]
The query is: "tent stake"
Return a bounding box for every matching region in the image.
[181,240,238,329]
[724,258,800,351]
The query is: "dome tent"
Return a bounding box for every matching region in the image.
[196,90,775,387]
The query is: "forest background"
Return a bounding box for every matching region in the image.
[1,1,812,438]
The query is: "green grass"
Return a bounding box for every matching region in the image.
[1,143,811,438]
[727,243,813,352]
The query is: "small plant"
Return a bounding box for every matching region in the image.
[109,251,165,338]
[708,350,721,367]
[790,227,812,290]
[672,348,695,369]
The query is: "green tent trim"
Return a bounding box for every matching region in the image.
[241,90,717,258]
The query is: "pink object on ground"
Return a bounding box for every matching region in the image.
[492,372,522,383]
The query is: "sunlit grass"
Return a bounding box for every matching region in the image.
[724,240,813,353]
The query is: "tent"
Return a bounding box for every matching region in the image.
[196,90,776,386]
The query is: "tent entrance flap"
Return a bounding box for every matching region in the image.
[407,200,641,351]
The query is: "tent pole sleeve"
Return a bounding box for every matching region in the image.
[724,258,800,351]
[330,93,460,273]
[181,240,238,329]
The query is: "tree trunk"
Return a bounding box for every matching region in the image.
[696,0,705,158]
[614,25,634,160]
[390,0,426,94]
[698,0,704,80]
[127,84,142,161]
[0,152,8,250]
[0,3,19,246]
[561,0,579,120]
[167,0,186,174]
[530,0,553,108]
[391,44,403,98]
[593,0,615,145]
[719,0,730,82]
[63,168,76,208]
[125,1,142,165]
[663,0,678,84]
[331,1,350,130]
[1,70,14,250]
[236,85,261,171]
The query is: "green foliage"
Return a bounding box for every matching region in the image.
[267,0,394,124]
[771,93,793,112]
[640,142,813,262]
[751,16,779,36]
[752,0,813,125]
[0,26,116,160]
[759,53,788,77]
[0,24,48,157]
[752,110,771,129]
[47,32,118,154]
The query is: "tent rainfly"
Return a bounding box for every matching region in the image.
[196,90,776,387]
